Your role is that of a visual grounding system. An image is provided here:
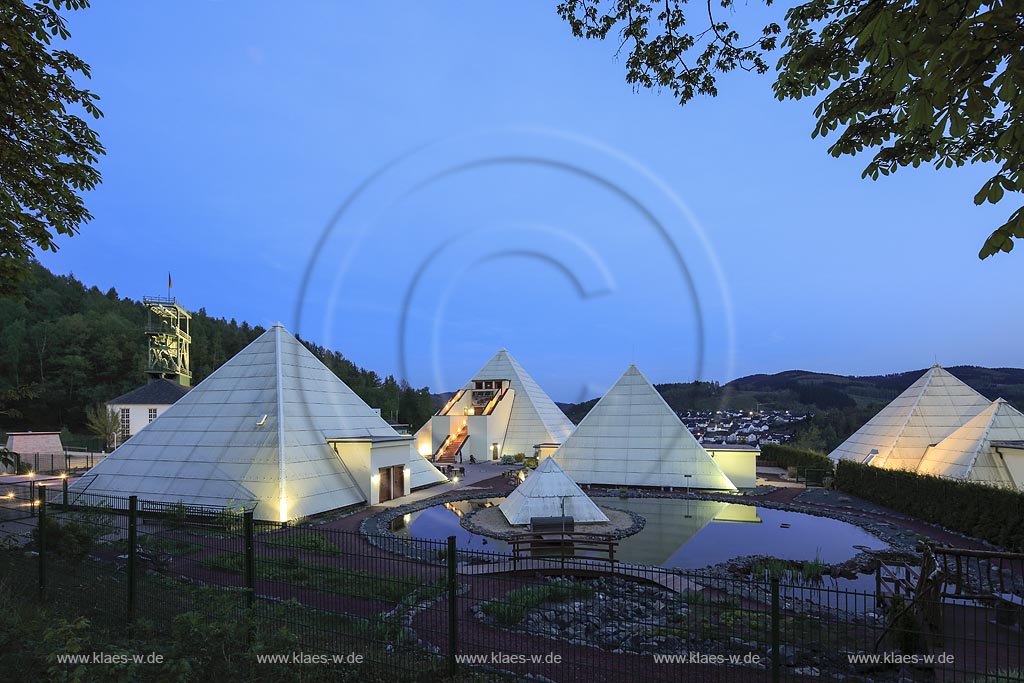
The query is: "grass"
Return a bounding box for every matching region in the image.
[264,529,341,555]
[481,579,594,626]
[201,553,421,602]
[750,554,828,584]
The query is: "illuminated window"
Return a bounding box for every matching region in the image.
[120,408,131,440]
[148,408,158,423]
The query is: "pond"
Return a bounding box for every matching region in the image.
[389,497,888,569]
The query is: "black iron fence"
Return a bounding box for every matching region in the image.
[7,488,1023,682]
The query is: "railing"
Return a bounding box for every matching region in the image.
[931,545,1024,600]
[875,561,919,602]
[12,490,1024,682]
[510,531,618,566]
[438,389,465,417]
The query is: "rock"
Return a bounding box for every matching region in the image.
[780,644,800,666]
[793,666,820,677]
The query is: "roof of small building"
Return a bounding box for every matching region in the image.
[108,379,191,406]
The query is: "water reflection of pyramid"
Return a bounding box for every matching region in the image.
[614,500,761,566]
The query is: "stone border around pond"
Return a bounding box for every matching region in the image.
[459,504,646,541]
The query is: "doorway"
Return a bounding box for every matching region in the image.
[377,465,406,503]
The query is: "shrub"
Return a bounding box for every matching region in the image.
[32,517,100,562]
[513,453,525,463]
[499,454,516,465]
[835,460,1024,551]
[760,443,834,475]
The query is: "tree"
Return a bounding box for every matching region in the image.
[84,402,118,449]
[0,0,104,293]
[557,0,1024,258]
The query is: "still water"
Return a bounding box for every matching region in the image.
[389,497,887,569]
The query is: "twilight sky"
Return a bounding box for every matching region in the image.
[38,2,1020,402]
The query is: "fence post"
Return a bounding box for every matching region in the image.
[244,510,255,610]
[770,577,780,683]
[446,535,458,677]
[37,486,47,600]
[127,496,138,625]
[62,477,69,511]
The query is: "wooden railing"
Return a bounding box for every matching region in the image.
[509,531,619,568]
[876,561,920,601]
[931,546,1024,600]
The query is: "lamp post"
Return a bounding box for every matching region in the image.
[684,473,692,497]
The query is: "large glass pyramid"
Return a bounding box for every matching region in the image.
[551,364,737,490]
[71,324,444,520]
[828,365,990,471]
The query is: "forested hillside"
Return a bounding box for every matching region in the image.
[0,263,434,434]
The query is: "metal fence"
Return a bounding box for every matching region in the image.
[2,449,105,475]
[10,489,1024,682]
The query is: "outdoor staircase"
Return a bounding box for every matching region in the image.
[436,426,468,464]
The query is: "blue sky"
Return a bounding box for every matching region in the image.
[40,2,1020,401]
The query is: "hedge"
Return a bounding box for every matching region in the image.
[759,444,834,475]
[834,460,1024,551]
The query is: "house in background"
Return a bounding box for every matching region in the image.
[107,379,191,442]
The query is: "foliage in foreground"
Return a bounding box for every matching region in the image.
[202,552,421,602]
[0,0,104,294]
[557,0,1024,259]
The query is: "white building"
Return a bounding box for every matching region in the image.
[107,379,191,442]
[71,324,446,521]
[551,365,737,491]
[413,349,574,463]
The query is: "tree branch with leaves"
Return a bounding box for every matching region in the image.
[557,0,1024,258]
[0,0,103,293]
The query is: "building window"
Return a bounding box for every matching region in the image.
[120,408,131,441]
[148,408,158,423]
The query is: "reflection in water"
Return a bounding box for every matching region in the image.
[390,497,887,569]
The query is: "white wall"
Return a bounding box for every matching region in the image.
[107,402,173,441]
[706,448,758,488]
[330,440,414,504]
